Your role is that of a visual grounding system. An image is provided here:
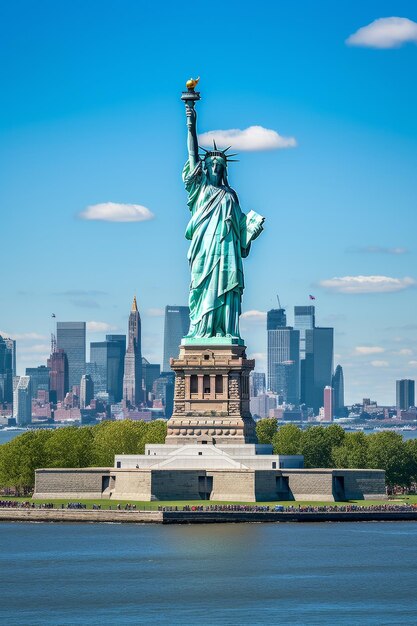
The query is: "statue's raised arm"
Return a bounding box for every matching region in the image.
[181,78,200,171]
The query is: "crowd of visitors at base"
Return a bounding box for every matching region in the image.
[1,500,417,513]
[178,503,417,513]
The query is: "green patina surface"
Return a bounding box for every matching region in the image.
[181,83,264,342]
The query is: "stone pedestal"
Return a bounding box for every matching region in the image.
[166,343,257,445]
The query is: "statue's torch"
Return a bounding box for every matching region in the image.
[181,77,201,107]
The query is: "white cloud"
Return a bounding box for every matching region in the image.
[409,360,417,366]
[347,245,408,255]
[199,126,296,151]
[146,308,165,317]
[87,321,117,333]
[79,202,155,223]
[249,352,266,362]
[370,360,389,368]
[346,17,417,49]
[0,331,48,341]
[355,346,385,355]
[319,275,415,294]
[397,348,413,356]
[241,310,267,321]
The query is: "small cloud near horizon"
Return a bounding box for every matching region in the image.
[79,202,155,223]
[355,346,385,355]
[346,17,417,49]
[0,331,48,341]
[199,126,296,151]
[86,321,118,333]
[319,275,415,294]
[346,245,408,255]
[370,360,389,368]
[241,310,267,321]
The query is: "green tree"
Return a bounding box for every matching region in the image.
[272,424,302,455]
[0,430,53,493]
[367,431,413,487]
[325,424,346,449]
[256,418,278,444]
[405,438,417,482]
[44,426,94,468]
[138,420,167,453]
[91,420,148,466]
[300,426,333,468]
[332,431,369,468]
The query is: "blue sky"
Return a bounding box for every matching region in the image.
[1,1,416,404]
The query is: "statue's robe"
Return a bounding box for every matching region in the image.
[183,159,262,339]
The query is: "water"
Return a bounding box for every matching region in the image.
[1,522,417,625]
[0,430,28,444]
[1,427,417,446]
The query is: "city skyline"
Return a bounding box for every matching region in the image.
[1,2,417,404]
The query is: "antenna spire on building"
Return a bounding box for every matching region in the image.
[131,295,138,312]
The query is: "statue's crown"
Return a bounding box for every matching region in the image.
[200,140,238,163]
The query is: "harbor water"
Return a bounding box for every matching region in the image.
[1,521,417,625]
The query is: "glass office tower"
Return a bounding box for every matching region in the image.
[162,305,190,371]
[56,322,86,390]
[25,365,50,398]
[267,325,300,401]
[396,379,415,410]
[294,306,315,360]
[304,327,334,413]
[106,334,126,403]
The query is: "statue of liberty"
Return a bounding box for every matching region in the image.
[181,79,264,343]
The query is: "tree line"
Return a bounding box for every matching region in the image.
[1,419,416,494]
[256,419,417,489]
[0,420,167,494]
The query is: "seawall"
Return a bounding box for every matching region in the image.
[0,508,162,523]
[2,508,417,524]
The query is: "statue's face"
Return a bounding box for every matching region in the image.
[205,156,226,185]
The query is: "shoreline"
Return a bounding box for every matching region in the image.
[2,508,417,524]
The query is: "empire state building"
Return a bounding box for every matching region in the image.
[123,296,143,407]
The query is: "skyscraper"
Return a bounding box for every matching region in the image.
[267,308,287,331]
[89,342,110,396]
[13,376,32,425]
[48,347,69,403]
[56,322,86,389]
[396,379,415,410]
[25,365,50,398]
[332,364,345,416]
[3,337,16,377]
[249,372,266,398]
[152,371,175,418]
[106,334,126,403]
[123,296,143,407]
[89,336,125,402]
[80,374,94,408]
[0,335,13,403]
[162,305,190,371]
[275,360,299,405]
[267,318,300,401]
[294,305,315,360]
[304,327,334,413]
[142,357,161,403]
[323,386,334,422]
